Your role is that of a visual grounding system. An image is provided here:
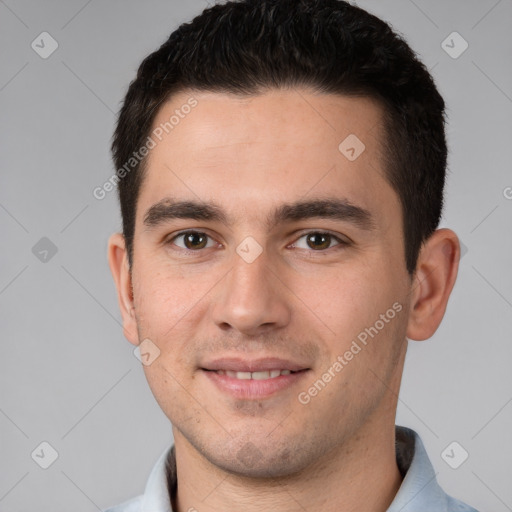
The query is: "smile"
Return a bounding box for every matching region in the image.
[207,369,298,380]
[201,368,309,399]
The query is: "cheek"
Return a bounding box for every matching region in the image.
[295,264,406,356]
[294,269,382,331]
[132,263,209,336]
[142,362,188,426]
[131,262,218,392]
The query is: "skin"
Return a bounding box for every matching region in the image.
[108,88,460,512]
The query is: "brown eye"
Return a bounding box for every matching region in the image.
[170,231,213,250]
[183,232,208,249]
[306,233,332,250]
[291,231,346,252]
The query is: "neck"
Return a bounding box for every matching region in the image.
[172,418,402,512]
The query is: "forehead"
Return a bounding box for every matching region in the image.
[137,88,397,228]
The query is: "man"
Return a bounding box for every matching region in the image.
[105,0,479,510]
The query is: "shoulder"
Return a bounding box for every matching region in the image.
[102,494,143,512]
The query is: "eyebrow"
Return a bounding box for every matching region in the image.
[143,197,376,231]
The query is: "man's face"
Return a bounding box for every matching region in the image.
[126,89,413,476]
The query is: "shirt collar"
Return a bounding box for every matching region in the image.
[387,426,450,510]
[140,444,175,512]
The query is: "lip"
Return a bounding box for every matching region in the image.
[202,368,310,399]
[200,357,309,373]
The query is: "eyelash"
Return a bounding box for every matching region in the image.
[165,230,349,254]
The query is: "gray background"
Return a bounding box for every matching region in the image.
[1,0,511,511]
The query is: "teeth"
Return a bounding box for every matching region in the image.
[216,369,295,380]
[252,371,271,380]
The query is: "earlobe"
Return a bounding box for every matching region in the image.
[107,233,139,346]
[406,229,460,341]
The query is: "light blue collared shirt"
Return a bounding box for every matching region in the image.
[103,426,479,512]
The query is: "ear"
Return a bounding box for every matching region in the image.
[406,228,460,341]
[107,232,139,346]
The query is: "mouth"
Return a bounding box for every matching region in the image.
[200,358,311,399]
[202,368,305,380]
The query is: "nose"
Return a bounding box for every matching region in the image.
[211,245,292,336]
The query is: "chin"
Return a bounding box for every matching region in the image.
[201,437,315,480]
